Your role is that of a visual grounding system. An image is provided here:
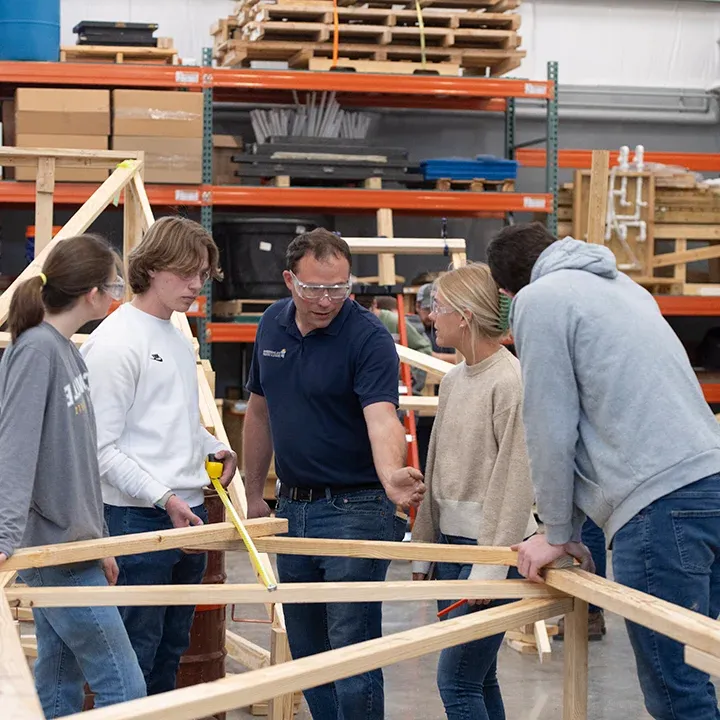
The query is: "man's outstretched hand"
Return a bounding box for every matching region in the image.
[385,467,425,509]
[512,534,595,583]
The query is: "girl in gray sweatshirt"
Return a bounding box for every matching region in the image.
[0,235,146,716]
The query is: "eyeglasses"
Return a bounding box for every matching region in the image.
[177,268,212,284]
[103,277,126,301]
[431,299,456,315]
[290,271,351,302]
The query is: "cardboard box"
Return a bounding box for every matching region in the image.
[15,88,110,136]
[113,90,203,138]
[14,134,109,182]
[112,136,202,184]
[213,134,242,185]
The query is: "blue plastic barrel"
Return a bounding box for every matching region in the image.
[0,1,61,62]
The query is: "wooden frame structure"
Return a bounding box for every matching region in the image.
[2,149,719,720]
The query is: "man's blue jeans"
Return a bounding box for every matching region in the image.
[104,504,208,695]
[612,473,720,720]
[275,488,406,720]
[435,535,522,720]
[581,517,607,614]
[18,561,146,718]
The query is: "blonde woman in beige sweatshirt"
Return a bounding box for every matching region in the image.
[411,262,537,720]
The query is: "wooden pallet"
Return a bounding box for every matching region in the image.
[59,45,179,65]
[244,4,521,30]
[216,39,524,76]
[431,177,516,192]
[308,57,461,75]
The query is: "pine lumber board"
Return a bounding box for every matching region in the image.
[0,147,142,168]
[563,599,589,719]
[586,150,610,245]
[651,243,720,268]
[0,596,44,719]
[544,568,720,658]
[6,580,564,609]
[395,343,454,379]
[0,161,142,327]
[343,237,466,254]
[60,598,571,720]
[253,536,518,564]
[684,646,720,677]
[226,629,271,669]
[0,518,286,572]
[654,224,720,240]
[0,332,89,349]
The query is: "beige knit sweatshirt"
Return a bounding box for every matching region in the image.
[411,346,538,581]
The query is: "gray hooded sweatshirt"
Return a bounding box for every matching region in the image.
[510,237,720,545]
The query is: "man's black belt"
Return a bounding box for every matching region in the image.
[278,482,384,503]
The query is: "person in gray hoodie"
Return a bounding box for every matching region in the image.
[487,222,720,720]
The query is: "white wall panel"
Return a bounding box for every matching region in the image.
[519,0,720,88]
[61,0,720,87]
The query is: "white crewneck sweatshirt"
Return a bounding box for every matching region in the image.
[81,304,226,508]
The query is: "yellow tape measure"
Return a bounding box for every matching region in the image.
[206,454,277,591]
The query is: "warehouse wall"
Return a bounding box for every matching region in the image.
[61,0,720,88]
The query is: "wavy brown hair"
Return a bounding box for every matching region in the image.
[8,234,119,342]
[128,216,222,294]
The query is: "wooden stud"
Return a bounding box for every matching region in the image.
[0,596,44,719]
[365,177,396,286]
[0,332,88,349]
[562,599,589,720]
[253,536,518,565]
[0,147,142,169]
[59,598,571,720]
[130,173,155,231]
[533,620,552,663]
[5,580,563,608]
[123,184,144,300]
[226,630,271,670]
[684,646,720,677]
[651,243,720,269]
[269,627,295,720]
[586,151,610,245]
[0,160,142,327]
[545,567,720,656]
[34,156,55,257]
[0,517,286,572]
[395,343,454,379]
[673,239,687,284]
[342,238,466,254]
[654,225,720,240]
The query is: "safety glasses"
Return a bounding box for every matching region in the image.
[103,277,126,301]
[431,299,456,315]
[290,271,351,302]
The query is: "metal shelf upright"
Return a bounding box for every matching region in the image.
[198,47,214,361]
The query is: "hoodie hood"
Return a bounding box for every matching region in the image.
[531,237,619,283]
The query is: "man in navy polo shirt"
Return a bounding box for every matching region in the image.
[244,228,425,720]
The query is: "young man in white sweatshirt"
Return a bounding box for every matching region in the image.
[81,216,237,695]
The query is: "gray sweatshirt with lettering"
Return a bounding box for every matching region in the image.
[510,238,720,545]
[0,323,105,557]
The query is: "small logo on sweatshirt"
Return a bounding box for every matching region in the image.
[263,348,286,359]
[151,353,163,362]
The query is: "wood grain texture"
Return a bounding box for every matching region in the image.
[0,596,44,719]
[0,518,286,572]
[586,150,610,245]
[684,646,720,677]
[545,568,720,657]
[395,344,454,379]
[0,147,142,168]
[254,536,518,565]
[225,630,271,670]
[60,598,572,720]
[562,599,588,719]
[0,160,142,326]
[6,580,563,608]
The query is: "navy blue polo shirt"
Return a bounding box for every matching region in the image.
[245,298,399,489]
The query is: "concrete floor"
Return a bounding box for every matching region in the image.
[225,554,662,720]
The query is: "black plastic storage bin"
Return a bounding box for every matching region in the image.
[213,217,319,301]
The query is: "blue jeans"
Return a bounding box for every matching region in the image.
[18,561,146,718]
[104,504,208,695]
[435,535,522,720]
[612,474,720,720]
[581,517,607,614]
[275,488,406,720]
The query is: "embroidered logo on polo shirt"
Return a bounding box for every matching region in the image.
[263,348,286,359]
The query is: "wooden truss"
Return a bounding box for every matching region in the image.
[2,149,720,720]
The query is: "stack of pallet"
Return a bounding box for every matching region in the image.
[211,0,523,76]
[553,170,720,296]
